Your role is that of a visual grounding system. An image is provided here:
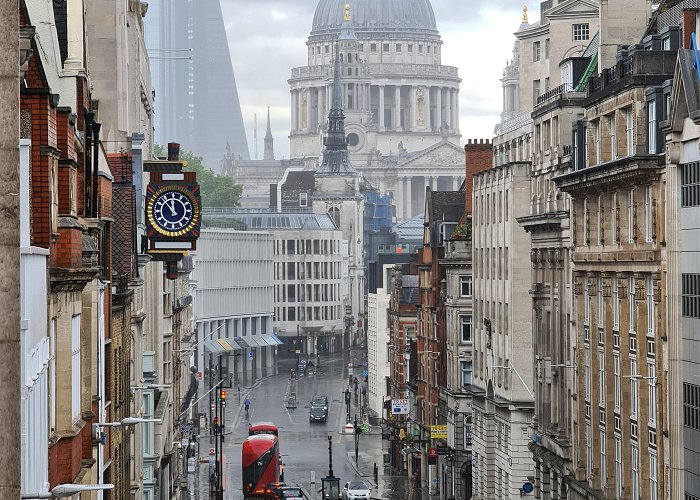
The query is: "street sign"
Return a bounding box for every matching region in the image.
[248,351,254,360]
[209,448,215,456]
[391,399,409,415]
[430,425,448,439]
[436,445,447,455]
[180,423,195,434]
[428,448,438,458]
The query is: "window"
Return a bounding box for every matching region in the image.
[631,443,640,500]
[645,186,652,242]
[573,23,590,41]
[647,274,655,337]
[681,162,700,207]
[615,436,623,498]
[648,99,657,154]
[629,275,636,333]
[600,429,607,488]
[648,362,657,426]
[299,192,308,208]
[370,43,377,53]
[583,198,589,244]
[396,43,402,52]
[328,207,340,227]
[71,314,81,422]
[383,43,390,52]
[682,274,700,318]
[649,451,658,500]
[460,315,472,343]
[586,424,592,478]
[598,276,604,330]
[459,275,472,297]
[628,189,635,244]
[584,348,591,402]
[597,195,603,246]
[599,351,606,407]
[614,354,621,412]
[418,44,423,53]
[408,44,413,53]
[608,114,617,160]
[626,107,634,156]
[613,276,620,330]
[685,383,700,430]
[545,38,550,59]
[533,79,541,105]
[593,120,601,164]
[461,361,472,387]
[584,276,590,325]
[533,41,541,62]
[612,192,618,243]
[631,358,639,419]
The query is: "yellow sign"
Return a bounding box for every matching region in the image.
[430,425,448,439]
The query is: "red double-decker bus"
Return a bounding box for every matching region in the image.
[242,434,280,498]
[249,422,279,436]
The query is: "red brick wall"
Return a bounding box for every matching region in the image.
[48,430,83,488]
[464,139,493,215]
[683,10,697,49]
[51,226,82,268]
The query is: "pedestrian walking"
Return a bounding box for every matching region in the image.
[373,463,378,482]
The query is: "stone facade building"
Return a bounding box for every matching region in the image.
[554,18,675,500]
[291,0,464,219]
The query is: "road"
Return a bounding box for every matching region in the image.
[196,354,428,500]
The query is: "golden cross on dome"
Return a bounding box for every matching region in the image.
[344,1,352,22]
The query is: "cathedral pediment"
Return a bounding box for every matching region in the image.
[396,140,465,169]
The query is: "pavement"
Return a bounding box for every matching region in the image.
[192,353,424,500]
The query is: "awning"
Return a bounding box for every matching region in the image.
[233,337,251,348]
[262,334,283,346]
[401,447,421,457]
[269,334,284,345]
[245,336,267,348]
[203,338,241,353]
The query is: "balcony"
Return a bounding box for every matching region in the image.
[587,50,676,103]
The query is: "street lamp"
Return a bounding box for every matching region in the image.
[22,483,115,499]
[94,417,162,429]
[321,435,340,500]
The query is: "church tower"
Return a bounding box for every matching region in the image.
[263,108,274,160]
[314,2,365,347]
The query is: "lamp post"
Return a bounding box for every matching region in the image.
[344,388,351,423]
[321,435,340,500]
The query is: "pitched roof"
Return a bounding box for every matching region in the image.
[427,190,465,224]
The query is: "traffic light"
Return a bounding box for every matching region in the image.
[213,416,219,430]
[221,390,227,401]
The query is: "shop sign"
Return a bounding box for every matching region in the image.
[392,399,409,415]
[430,425,448,439]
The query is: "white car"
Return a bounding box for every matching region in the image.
[343,481,371,500]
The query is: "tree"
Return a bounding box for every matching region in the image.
[153,145,242,208]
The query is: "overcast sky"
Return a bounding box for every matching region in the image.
[220,0,541,159]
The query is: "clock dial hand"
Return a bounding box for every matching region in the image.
[168,196,177,216]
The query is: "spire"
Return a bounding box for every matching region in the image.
[263,107,274,160]
[316,41,356,176]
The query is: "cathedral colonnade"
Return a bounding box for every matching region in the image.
[290,84,460,134]
[391,174,464,219]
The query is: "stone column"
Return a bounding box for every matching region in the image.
[395,86,401,131]
[454,89,460,132]
[306,89,313,131]
[378,85,385,131]
[317,87,324,128]
[410,86,417,131]
[435,86,442,130]
[0,0,20,496]
[426,87,432,130]
[291,90,297,132]
[444,87,452,132]
[452,176,459,191]
[405,177,413,217]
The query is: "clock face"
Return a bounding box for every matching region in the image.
[147,186,199,237]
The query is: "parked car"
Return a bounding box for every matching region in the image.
[343,481,371,500]
[309,404,328,423]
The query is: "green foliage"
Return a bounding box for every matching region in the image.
[153,145,242,208]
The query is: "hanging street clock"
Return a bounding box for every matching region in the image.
[147,185,200,237]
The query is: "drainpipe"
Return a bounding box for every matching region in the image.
[92,122,101,218]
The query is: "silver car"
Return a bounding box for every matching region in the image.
[342,481,371,500]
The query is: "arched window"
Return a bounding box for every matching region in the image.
[328,207,341,228]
